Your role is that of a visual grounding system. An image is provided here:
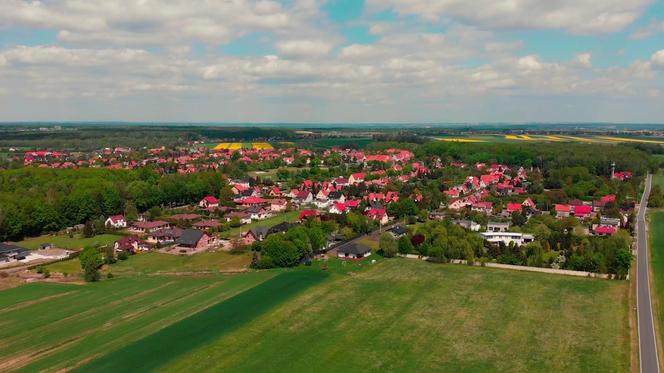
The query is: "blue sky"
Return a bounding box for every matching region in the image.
[0,0,662,123]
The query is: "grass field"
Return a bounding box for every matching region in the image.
[0,260,629,372]
[650,211,664,358]
[435,134,664,145]
[653,171,664,190]
[160,260,629,372]
[296,137,374,149]
[14,233,123,250]
[0,272,279,372]
[46,251,253,276]
[225,210,301,237]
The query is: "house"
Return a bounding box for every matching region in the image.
[487,221,511,232]
[388,225,408,238]
[225,211,252,225]
[270,199,288,212]
[329,202,347,214]
[247,205,272,220]
[337,243,372,260]
[299,209,320,221]
[293,190,313,204]
[349,172,366,185]
[506,202,523,214]
[366,208,389,225]
[243,227,270,245]
[147,227,184,244]
[600,217,622,227]
[113,236,149,253]
[192,219,221,231]
[176,229,211,249]
[471,201,493,215]
[452,219,481,232]
[573,205,593,219]
[0,243,30,263]
[199,196,219,209]
[105,215,127,229]
[236,196,268,206]
[448,199,468,210]
[344,199,361,210]
[480,232,535,246]
[521,198,536,210]
[269,187,283,197]
[328,191,346,203]
[268,222,293,235]
[554,204,571,218]
[131,220,170,233]
[593,225,618,236]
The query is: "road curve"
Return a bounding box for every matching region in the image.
[638,174,660,373]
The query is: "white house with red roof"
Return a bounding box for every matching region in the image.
[270,199,288,212]
[329,202,347,214]
[105,215,127,229]
[349,172,366,185]
[199,196,219,209]
[366,208,389,225]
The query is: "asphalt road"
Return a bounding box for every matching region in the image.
[638,174,660,373]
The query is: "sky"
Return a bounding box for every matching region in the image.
[0,0,663,123]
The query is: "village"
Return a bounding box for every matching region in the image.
[1,141,638,281]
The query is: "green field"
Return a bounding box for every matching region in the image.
[46,251,252,276]
[435,134,664,145]
[650,211,664,352]
[14,233,123,250]
[296,137,374,149]
[2,259,629,372]
[225,210,301,237]
[653,171,664,190]
[0,272,279,372]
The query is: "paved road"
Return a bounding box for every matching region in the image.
[638,174,660,373]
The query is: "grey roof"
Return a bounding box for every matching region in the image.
[338,243,371,255]
[268,222,292,234]
[389,225,408,235]
[0,243,29,254]
[176,229,205,246]
[0,243,30,259]
[250,227,270,239]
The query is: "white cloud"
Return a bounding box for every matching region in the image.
[276,40,333,58]
[575,53,592,68]
[0,0,300,46]
[517,55,543,71]
[368,0,652,34]
[652,50,664,67]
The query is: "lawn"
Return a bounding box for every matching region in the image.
[0,272,278,372]
[111,251,253,274]
[14,233,123,250]
[225,209,301,237]
[653,171,664,190]
[46,251,252,276]
[0,260,629,372]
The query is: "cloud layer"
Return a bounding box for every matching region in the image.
[0,0,661,122]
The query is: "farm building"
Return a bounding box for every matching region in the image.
[0,243,30,263]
